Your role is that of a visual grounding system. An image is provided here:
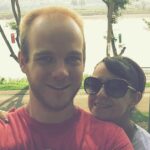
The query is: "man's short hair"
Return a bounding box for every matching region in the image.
[20,6,86,62]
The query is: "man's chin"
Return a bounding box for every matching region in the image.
[40,95,75,112]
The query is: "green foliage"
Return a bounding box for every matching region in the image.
[7,21,17,30]
[103,0,130,22]
[113,0,129,13]
[0,78,29,90]
[0,78,6,84]
[132,109,148,122]
[143,18,150,29]
[0,84,29,90]
[132,109,149,131]
[146,82,150,87]
[113,0,129,20]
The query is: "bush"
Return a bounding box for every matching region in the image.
[0,78,29,90]
[7,21,17,30]
[0,78,6,84]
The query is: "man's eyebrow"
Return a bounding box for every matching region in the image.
[34,50,53,57]
[69,50,82,56]
[34,50,82,58]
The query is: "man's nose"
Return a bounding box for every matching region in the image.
[51,62,69,80]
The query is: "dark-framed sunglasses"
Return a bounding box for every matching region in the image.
[84,77,137,98]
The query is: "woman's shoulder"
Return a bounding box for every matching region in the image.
[135,124,150,137]
[132,124,150,150]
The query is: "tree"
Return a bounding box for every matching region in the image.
[0,0,29,109]
[0,0,21,63]
[102,0,129,57]
[143,19,150,29]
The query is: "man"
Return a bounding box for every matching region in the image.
[0,6,133,150]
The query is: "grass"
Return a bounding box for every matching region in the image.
[0,78,29,90]
[146,82,150,87]
[0,84,29,90]
[132,109,148,123]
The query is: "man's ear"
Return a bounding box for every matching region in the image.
[18,51,27,73]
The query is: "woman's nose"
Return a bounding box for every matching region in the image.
[96,85,108,98]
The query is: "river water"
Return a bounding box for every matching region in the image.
[0,14,150,79]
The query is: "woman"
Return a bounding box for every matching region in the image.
[84,56,150,149]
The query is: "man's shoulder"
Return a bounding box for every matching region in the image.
[0,107,23,124]
[7,107,25,116]
[2,107,26,125]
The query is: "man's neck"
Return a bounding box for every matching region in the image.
[25,99,76,124]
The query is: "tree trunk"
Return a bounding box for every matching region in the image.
[111,28,118,56]
[0,25,18,63]
[106,1,114,57]
[0,0,21,63]
[11,0,21,49]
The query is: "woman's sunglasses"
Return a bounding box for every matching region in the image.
[84,77,137,98]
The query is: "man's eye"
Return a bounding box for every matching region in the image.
[37,56,54,64]
[67,56,81,65]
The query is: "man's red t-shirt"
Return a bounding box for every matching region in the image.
[0,107,133,150]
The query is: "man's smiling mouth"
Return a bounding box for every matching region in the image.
[46,84,71,90]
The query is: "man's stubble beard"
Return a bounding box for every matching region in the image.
[30,85,80,112]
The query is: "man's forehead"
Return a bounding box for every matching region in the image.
[29,16,83,42]
[32,14,71,28]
